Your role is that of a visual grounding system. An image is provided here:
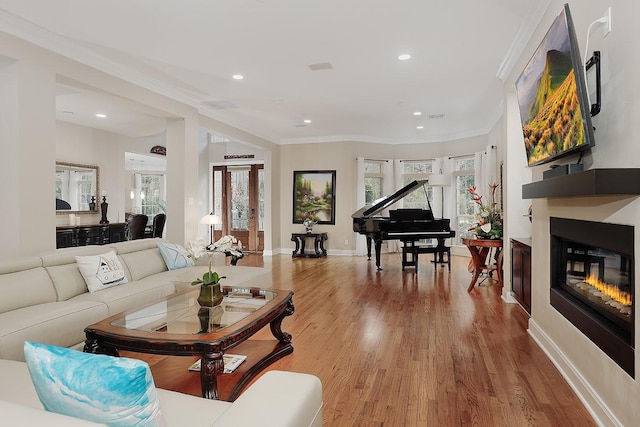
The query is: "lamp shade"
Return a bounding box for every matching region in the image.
[200,213,222,225]
[429,174,451,187]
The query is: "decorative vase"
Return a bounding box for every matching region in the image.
[100,196,109,224]
[197,283,224,307]
[197,306,224,333]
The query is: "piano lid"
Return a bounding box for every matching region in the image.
[351,179,429,219]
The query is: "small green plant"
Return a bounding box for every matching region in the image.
[191,270,225,287]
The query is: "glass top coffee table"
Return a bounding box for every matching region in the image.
[84,286,294,400]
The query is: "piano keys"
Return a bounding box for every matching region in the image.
[352,179,455,270]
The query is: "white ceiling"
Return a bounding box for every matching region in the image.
[0,0,547,144]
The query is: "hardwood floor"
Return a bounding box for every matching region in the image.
[143,252,597,426]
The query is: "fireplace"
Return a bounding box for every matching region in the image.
[550,217,635,377]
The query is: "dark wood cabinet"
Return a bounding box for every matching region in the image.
[511,238,531,315]
[56,223,127,248]
[109,223,127,243]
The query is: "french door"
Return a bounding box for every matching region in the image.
[212,164,264,252]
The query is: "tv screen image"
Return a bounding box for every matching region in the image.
[515,4,595,167]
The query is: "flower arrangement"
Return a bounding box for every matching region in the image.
[186,239,226,287]
[468,183,503,239]
[187,235,243,285]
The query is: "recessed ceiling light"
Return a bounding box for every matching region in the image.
[232,74,244,80]
[303,119,312,124]
[398,54,411,61]
[416,125,424,129]
[413,111,422,116]
[95,113,107,118]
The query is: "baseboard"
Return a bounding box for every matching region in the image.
[528,319,621,427]
[501,291,518,304]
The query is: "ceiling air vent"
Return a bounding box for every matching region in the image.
[308,62,334,71]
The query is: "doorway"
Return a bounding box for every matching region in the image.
[212,164,264,252]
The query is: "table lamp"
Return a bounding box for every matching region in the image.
[200,212,222,248]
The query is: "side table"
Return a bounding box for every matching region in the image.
[291,232,328,258]
[462,237,503,291]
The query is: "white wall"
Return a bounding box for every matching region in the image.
[503,1,640,425]
[277,136,489,255]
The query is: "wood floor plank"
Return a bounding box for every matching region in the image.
[127,252,596,426]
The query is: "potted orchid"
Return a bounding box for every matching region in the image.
[468,183,503,239]
[187,239,226,307]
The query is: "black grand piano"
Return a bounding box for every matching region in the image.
[352,179,455,270]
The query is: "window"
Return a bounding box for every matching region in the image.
[141,174,164,220]
[401,160,434,209]
[55,170,93,211]
[453,157,475,245]
[364,161,384,205]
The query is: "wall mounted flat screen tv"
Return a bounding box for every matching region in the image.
[515,4,595,167]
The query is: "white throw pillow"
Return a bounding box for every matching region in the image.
[157,242,195,270]
[76,251,128,293]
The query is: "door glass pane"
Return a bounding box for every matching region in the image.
[230,169,249,231]
[258,168,264,231]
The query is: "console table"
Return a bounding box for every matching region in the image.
[291,232,328,258]
[56,223,126,248]
[462,237,503,291]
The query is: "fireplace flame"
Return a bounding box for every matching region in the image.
[584,274,632,306]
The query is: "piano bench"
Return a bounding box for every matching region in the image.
[402,244,451,272]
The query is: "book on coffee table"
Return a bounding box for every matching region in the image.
[188,354,247,374]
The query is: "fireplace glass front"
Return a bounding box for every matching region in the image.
[550,217,634,377]
[561,242,631,332]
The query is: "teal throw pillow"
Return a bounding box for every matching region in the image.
[24,341,164,427]
[157,242,195,270]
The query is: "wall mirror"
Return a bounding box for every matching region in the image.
[55,161,100,214]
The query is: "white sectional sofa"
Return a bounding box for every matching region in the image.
[0,238,323,426]
[0,359,323,426]
[0,238,268,361]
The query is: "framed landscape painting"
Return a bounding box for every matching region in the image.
[292,170,336,224]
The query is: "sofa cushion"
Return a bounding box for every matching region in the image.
[42,246,120,301]
[71,280,175,315]
[24,342,165,427]
[210,370,323,427]
[110,240,168,282]
[0,301,109,361]
[157,242,194,270]
[0,359,48,408]
[0,401,108,426]
[75,251,129,293]
[156,389,231,427]
[0,257,56,314]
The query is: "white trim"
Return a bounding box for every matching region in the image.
[528,319,622,427]
[496,0,552,81]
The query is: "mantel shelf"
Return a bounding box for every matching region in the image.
[522,168,640,199]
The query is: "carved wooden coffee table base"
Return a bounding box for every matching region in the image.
[84,287,294,400]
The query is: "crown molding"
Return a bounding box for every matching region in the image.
[0,8,202,109]
[496,0,551,81]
